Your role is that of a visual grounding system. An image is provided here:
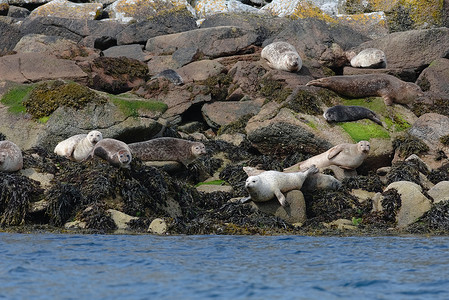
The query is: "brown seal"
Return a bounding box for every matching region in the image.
[128,137,206,167]
[88,138,132,168]
[0,140,23,172]
[243,165,318,206]
[284,141,370,172]
[306,74,424,106]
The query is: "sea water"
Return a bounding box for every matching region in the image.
[1,233,449,300]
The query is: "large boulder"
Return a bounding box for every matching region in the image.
[0,53,87,83]
[29,0,103,19]
[416,58,449,98]
[202,100,262,129]
[384,181,432,228]
[145,26,260,59]
[193,0,259,19]
[353,28,449,77]
[0,17,22,53]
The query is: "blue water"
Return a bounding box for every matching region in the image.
[1,234,449,300]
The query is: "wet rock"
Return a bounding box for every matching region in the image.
[148,218,167,234]
[428,181,449,204]
[385,181,432,228]
[250,190,307,224]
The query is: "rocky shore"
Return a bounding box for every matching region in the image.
[1,0,449,235]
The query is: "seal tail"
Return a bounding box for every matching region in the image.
[306,78,326,87]
[369,113,383,126]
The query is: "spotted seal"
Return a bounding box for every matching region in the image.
[0,140,23,172]
[349,48,386,68]
[242,165,318,206]
[261,41,302,72]
[324,105,382,125]
[54,130,103,161]
[284,141,370,172]
[306,74,424,106]
[128,137,206,167]
[88,138,132,168]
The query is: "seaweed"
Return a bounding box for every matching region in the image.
[392,134,429,158]
[381,188,402,223]
[46,183,82,226]
[386,161,422,186]
[80,203,117,233]
[342,173,384,193]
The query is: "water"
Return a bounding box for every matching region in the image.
[1,234,449,300]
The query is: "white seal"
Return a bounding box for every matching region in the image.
[243,165,318,206]
[54,130,103,161]
[261,41,302,72]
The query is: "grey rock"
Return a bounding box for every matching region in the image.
[202,101,262,129]
[416,58,449,97]
[428,181,449,204]
[102,44,148,61]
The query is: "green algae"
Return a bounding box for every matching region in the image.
[195,180,226,187]
[23,81,108,119]
[0,84,35,114]
[339,122,390,142]
[110,95,167,118]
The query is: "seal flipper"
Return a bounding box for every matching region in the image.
[327,145,344,160]
[93,146,109,161]
[274,189,286,206]
[240,196,252,204]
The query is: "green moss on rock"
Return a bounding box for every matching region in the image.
[23,81,108,119]
[260,76,292,103]
[339,122,390,142]
[0,84,35,114]
[282,89,323,115]
[110,95,167,117]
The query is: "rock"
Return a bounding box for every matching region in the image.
[64,220,87,229]
[20,17,125,45]
[0,18,24,53]
[7,5,30,18]
[29,199,50,214]
[323,219,357,230]
[408,113,449,147]
[0,0,9,16]
[13,34,100,60]
[350,189,377,203]
[196,183,233,193]
[102,44,148,61]
[335,12,389,39]
[106,0,195,24]
[428,181,449,204]
[107,209,138,231]
[20,168,54,189]
[354,28,449,77]
[84,56,149,94]
[145,26,259,59]
[194,0,259,19]
[251,190,307,224]
[29,0,103,20]
[201,100,262,129]
[0,53,87,83]
[216,133,247,147]
[358,138,394,175]
[114,10,197,45]
[148,218,167,234]
[416,58,449,98]
[176,60,226,82]
[385,181,432,228]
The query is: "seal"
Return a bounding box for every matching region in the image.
[242,165,318,206]
[261,41,302,72]
[324,105,382,125]
[128,137,206,167]
[284,141,370,172]
[88,138,132,168]
[243,166,342,192]
[349,48,386,68]
[54,130,103,161]
[0,140,23,172]
[306,74,424,106]
[151,69,184,85]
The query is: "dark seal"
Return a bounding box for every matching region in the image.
[324,105,382,125]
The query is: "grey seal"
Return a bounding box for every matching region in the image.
[88,138,132,168]
[261,41,302,72]
[128,137,206,167]
[349,48,386,68]
[324,105,382,125]
[0,140,23,172]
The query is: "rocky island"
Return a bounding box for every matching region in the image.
[1,0,449,235]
